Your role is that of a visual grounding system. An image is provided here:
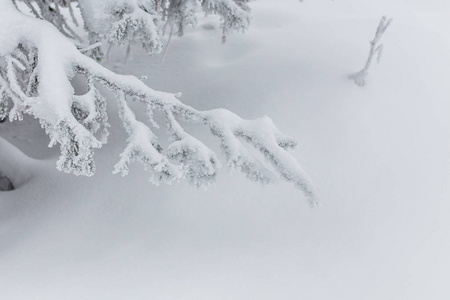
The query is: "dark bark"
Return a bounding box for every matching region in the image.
[0,175,14,191]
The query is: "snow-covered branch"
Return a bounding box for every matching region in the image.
[201,0,250,36]
[77,0,250,60]
[0,1,318,205]
[78,0,162,60]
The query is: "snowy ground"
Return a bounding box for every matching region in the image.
[1,0,450,299]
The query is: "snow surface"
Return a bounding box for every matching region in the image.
[1,0,450,299]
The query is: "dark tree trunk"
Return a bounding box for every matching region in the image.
[0,175,14,191]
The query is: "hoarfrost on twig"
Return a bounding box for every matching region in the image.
[349,16,392,87]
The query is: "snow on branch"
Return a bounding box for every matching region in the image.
[77,0,162,61]
[158,0,250,42]
[0,1,318,205]
[15,0,81,41]
[201,0,250,41]
[76,0,251,60]
[349,16,392,87]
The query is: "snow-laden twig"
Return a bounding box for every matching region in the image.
[21,0,82,41]
[202,0,251,41]
[349,16,392,87]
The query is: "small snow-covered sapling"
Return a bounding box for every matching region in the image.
[349,16,392,87]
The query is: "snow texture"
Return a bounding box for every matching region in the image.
[2,0,450,299]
